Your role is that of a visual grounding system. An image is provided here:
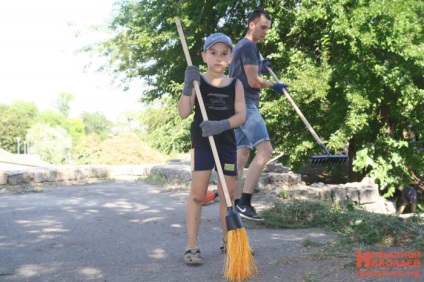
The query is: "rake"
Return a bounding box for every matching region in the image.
[260,55,348,165]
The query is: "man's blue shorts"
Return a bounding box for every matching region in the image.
[236,104,270,150]
[402,186,417,204]
[192,146,237,176]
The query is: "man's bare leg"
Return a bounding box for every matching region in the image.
[235,141,272,220]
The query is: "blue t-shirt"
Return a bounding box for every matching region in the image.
[229,38,260,107]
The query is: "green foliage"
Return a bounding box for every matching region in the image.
[56,92,75,117]
[90,0,424,191]
[72,133,102,164]
[81,112,113,140]
[352,132,412,196]
[262,200,424,247]
[0,101,38,153]
[139,95,191,154]
[64,118,86,144]
[27,123,72,165]
[35,110,66,127]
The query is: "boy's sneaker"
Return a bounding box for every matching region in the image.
[235,204,264,221]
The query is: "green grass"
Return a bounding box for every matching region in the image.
[261,199,424,248]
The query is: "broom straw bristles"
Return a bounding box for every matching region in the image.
[224,228,258,281]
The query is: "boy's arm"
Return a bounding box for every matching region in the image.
[177,91,195,119]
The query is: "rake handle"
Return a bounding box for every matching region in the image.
[175,18,233,207]
[261,55,330,155]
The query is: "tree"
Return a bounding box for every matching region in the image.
[64,118,86,144]
[0,101,39,153]
[27,123,72,165]
[139,96,191,154]
[35,110,66,128]
[56,92,75,117]
[91,0,424,195]
[81,112,113,140]
[271,0,424,196]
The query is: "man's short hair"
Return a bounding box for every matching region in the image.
[247,8,271,25]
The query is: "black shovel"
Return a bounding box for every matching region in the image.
[260,55,348,165]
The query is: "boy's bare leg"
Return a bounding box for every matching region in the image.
[186,171,210,248]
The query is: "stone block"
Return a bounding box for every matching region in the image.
[45,170,57,182]
[361,198,396,214]
[88,166,109,178]
[130,165,152,176]
[331,187,347,204]
[267,172,301,186]
[7,172,24,185]
[359,187,380,204]
[22,172,35,183]
[319,187,332,200]
[265,163,289,173]
[34,171,46,183]
[74,168,87,180]
[346,188,360,203]
[0,171,7,185]
[56,167,75,181]
[257,175,269,190]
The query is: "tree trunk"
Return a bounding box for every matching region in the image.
[348,136,364,182]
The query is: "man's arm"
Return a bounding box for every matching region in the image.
[244,64,274,89]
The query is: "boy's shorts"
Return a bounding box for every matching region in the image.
[402,186,417,204]
[191,146,237,176]
[236,104,270,150]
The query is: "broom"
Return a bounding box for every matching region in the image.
[175,18,257,281]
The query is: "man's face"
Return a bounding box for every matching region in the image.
[249,15,271,42]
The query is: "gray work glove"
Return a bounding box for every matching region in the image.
[200,120,231,137]
[182,66,200,96]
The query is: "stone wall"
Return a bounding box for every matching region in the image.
[0,161,396,214]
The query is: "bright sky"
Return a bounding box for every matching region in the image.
[0,0,144,122]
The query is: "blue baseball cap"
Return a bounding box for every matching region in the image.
[203,33,233,51]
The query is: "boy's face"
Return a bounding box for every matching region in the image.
[202,42,232,72]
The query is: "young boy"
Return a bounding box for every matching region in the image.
[177,33,246,265]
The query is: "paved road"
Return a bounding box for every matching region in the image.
[0,181,363,281]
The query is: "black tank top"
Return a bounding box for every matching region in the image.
[190,75,236,148]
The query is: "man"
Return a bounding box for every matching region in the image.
[229,9,288,221]
[397,170,423,215]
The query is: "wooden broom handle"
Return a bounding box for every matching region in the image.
[260,54,330,155]
[175,18,233,207]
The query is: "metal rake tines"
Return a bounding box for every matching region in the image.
[310,155,348,166]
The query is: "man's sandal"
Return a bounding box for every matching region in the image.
[184,247,203,266]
